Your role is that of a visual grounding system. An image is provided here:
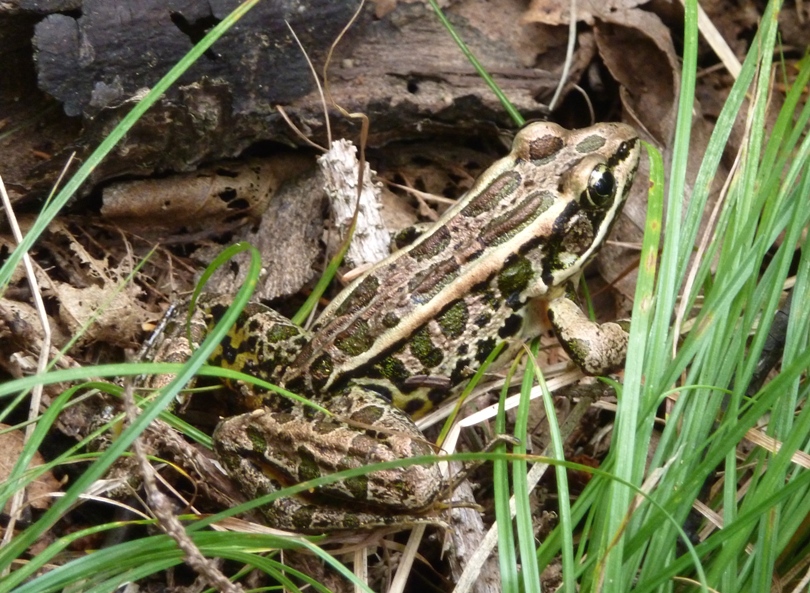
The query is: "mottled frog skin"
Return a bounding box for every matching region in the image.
[195,122,641,532]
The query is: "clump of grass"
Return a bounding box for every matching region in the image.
[529,0,810,590]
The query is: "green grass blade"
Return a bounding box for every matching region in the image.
[494,362,519,593]
[426,0,524,126]
[512,344,541,593]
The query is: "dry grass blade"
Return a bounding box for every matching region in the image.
[0,174,52,558]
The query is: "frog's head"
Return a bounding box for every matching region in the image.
[511,121,641,290]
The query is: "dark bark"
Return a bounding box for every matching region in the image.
[4,0,570,203]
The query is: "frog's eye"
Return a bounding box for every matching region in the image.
[585,164,616,207]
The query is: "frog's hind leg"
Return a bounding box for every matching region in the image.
[212,386,445,531]
[218,455,443,533]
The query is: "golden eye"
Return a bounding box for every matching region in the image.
[585,164,615,207]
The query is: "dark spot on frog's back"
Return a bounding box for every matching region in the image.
[343,474,370,501]
[349,403,385,425]
[246,318,262,334]
[296,447,321,481]
[428,387,451,406]
[529,134,564,163]
[312,416,343,434]
[475,336,498,363]
[498,313,524,339]
[256,356,280,382]
[506,292,525,310]
[450,358,472,385]
[497,254,533,298]
[461,170,521,218]
[474,312,492,328]
[362,383,394,403]
[240,357,258,376]
[409,327,444,368]
[409,225,451,261]
[436,300,469,339]
[576,134,607,153]
[219,334,238,364]
[207,303,229,323]
[266,323,301,343]
[479,189,556,248]
[309,353,334,388]
[382,312,400,328]
[408,258,460,304]
[403,397,427,416]
[450,358,475,387]
[375,356,410,383]
[264,392,295,414]
[246,425,268,452]
[393,225,422,250]
[334,319,375,356]
[293,507,319,530]
[244,333,259,353]
[335,275,380,317]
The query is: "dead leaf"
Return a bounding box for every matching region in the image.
[595,10,680,145]
[524,0,650,26]
[101,155,310,239]
[57,283,145,347]
[45,220,149,347]
[0,425,61,513]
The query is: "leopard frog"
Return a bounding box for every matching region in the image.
[203,121,640,532]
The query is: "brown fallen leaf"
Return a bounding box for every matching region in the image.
[101,155,311,239]
[524,0,650,27]
[44,221,149,348]
[595,9,680,145]
[0,425,62,513]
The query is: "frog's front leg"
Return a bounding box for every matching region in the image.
[546,296,629,375]
[212,386,444,532]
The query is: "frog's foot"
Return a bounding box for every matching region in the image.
[547,297,628,375]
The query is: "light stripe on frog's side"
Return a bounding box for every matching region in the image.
[276,122,639,416]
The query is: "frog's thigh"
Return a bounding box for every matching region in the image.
[214,447,435,532]
[212,397,442,513]
[546,297,628,375]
